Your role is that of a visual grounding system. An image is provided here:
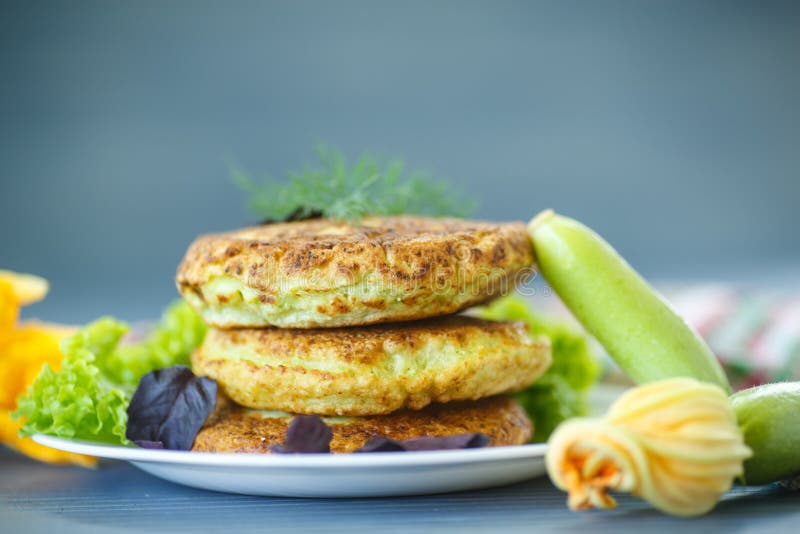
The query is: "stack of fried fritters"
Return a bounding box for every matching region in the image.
[176,216,551,453]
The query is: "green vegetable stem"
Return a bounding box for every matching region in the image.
[528,209,730,393]
[731,382,800,485]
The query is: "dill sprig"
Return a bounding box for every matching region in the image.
[232,145,477,223]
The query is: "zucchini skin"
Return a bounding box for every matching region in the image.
[732,382,800,485]
[528,210,730,393]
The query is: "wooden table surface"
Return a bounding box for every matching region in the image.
[2,448,799,533]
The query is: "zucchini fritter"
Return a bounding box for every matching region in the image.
[176,216,534,328]
[192,395,533,453]
[192,316,551,415]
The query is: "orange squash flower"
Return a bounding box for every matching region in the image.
[0,271,95,467]
[546,378,751,517]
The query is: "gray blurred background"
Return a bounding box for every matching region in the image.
[2,0,798,323]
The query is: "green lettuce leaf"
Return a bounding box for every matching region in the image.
[14,318,131,443]
[105,300,208,385]
[14,301,207,444]
[477,295,600,442]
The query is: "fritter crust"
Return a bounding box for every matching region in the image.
[176,215,534,328]
[192,316,551,416]
[192,395,533,453]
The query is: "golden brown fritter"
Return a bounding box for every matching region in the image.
[192,395,533,453]
[192,316,551,416]
[176,215,534,328]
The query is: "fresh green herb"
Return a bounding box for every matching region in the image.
[232,145,477,223]
[14,301,207,444]
[477,295,601,442]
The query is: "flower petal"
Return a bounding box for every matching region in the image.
[547,378,751,517]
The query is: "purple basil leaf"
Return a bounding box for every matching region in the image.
[400,433,491,451]
[356,433,491,453]
[126,366,217,451]
[270,415,332,454]
[134,440,165,449]
[354,437,406,453]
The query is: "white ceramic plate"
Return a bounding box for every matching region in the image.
[33,434,548,498]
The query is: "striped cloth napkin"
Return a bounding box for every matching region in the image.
[665,285,800,390]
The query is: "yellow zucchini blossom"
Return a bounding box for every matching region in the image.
[546,377,751,517]
[0,270,95,467]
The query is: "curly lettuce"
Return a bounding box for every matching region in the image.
[477,295,600,442]
[14,301,207,444]
[104,301,208,385]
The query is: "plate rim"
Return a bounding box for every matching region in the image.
[33,434,548,468]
